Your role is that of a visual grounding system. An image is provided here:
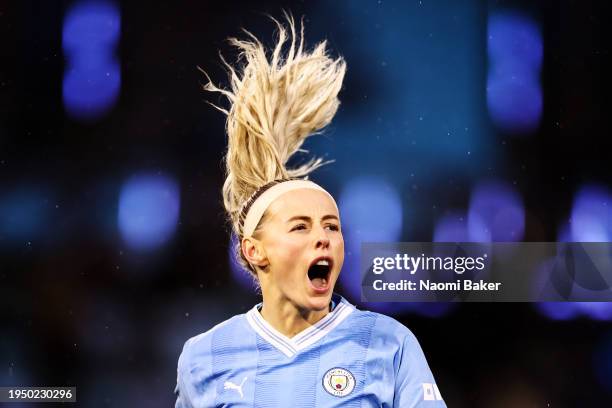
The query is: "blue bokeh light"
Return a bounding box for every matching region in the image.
[62,1,121,121]
[576,303,612,321]
[118,173,180,251]
[536,302,579,321]
[488,12,543,67]
[538,301,612,321]
[468,180,525,241]
[486,74,542,133]
[63,60,121,120]
[434,211,491,242]
[570,185,612,242]
[339,177,403,243]
[487,12,542,134]
[63,2,120,51]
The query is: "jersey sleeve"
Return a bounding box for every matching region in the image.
[174,335,216,408]
[393,329,447,407]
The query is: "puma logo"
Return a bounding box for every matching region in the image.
[223,377,247,399]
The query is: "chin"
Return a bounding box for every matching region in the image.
[306,291,333,310]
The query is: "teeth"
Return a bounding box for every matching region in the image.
[315,260,329,266]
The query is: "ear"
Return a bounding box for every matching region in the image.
[241,237,269,269]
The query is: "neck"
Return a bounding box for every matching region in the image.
[259,293,331,338]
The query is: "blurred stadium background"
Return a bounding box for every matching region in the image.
[1,0,611,406]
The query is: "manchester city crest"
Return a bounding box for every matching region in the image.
[322,367,355,397]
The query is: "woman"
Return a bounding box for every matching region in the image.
[175,13,446,407]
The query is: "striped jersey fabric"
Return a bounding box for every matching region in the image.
[175,294,446,407]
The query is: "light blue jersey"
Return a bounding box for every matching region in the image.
[175,294,446,407]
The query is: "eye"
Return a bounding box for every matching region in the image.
[291,223,307,231]
[325,224,340,231]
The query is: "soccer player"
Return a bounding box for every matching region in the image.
[175,12,446,407]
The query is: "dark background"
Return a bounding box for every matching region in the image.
[1,0,611,407]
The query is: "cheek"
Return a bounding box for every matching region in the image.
[273,240,308,284]
[334,235,345,267]
[334,233,344,251]
[269,236,306,266]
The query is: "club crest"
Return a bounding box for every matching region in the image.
[322,367,355,397]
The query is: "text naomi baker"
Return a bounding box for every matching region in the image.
[372,279,502,291]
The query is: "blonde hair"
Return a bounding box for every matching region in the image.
[199,11,346,275]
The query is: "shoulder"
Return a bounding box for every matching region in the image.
[188,314,245,345]
[175,315,248,406]
[178,314,247,368]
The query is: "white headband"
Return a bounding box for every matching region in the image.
[242,180,337,238]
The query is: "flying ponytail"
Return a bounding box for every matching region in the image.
[200,11,346,274]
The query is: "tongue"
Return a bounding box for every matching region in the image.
[311,277,327,289]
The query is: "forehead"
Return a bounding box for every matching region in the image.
[266,189,339,221]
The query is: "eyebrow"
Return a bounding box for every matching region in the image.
[286,215,339,223]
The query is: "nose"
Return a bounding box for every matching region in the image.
[315,225,330,249]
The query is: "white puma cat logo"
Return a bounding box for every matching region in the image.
[223,377,247,399]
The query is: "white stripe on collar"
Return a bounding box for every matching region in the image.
[245,296,354,358]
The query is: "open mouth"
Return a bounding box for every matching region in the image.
[307,257,332,290]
